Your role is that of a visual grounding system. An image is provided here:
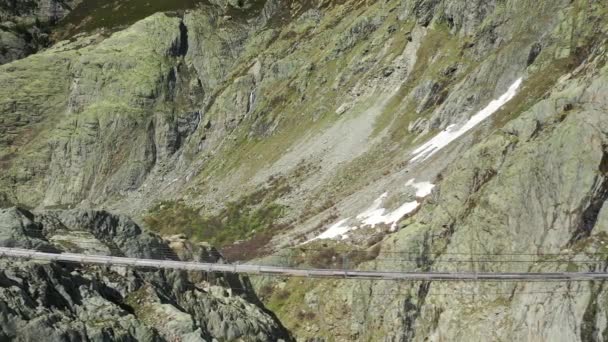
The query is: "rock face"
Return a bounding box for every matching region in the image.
[0,2,278,210]
[0,207,292,341]
[348,57,608,342]
[245,1,608,340]
[0,0,602,227]
[0,0,80,64]
[0,0,608,340]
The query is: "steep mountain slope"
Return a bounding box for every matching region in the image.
[261,49,608,341]
[1,0,607,340]
[2,0,603,250]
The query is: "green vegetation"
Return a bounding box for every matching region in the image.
[144,176,291,251]
[296,244,381,269]
[144,199,285,248]
[0,193,12,208]
[51,238,85,253]
[275,240,382,269]
[373,21,472,143]
[264,278,320,329]
[54,0,273,39]
[124,286,158,326]
[259,275,358,338]
[56,0,203,38]
[493,56,586,128]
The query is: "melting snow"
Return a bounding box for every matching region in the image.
[308,219,353,242]
[357,179,435,231]
[407,179,435,197]
[411,78,523,162]
[356,192,388,219]
[357,200,420,231]
[308,179,436,242]
[307,79,523,243]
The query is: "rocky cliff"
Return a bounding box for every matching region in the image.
[0,0,82,64]
[1,0,607,340]
[0,207,291,341]
[267,46,608,341]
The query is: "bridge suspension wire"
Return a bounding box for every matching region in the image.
[208,284,600,298]
[290,246,608,257]
[12,245,607,268]
[2,246,608,282]
[10,228,608,275]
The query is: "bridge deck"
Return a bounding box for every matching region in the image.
[1,247,607,281]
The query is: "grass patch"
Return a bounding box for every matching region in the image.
[53,0,292,40]
[123,286,158,325]
[144,199,285,249]
[144,176,292,254]
[0,193,13,208]
[264,278,318,329]
[55,0,205,38]
[284,241,382,269]
[493,57,584,128]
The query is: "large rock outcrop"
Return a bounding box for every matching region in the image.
[0,207,292,341]
[0,0,81,64]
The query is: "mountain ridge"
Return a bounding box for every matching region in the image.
[1,0,607,340]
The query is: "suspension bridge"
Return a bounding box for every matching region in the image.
[2,246,608,281]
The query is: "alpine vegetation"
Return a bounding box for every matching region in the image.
[1,0,607,341]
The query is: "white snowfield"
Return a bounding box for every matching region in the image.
[308,179,435,242]
[411,78,523,162]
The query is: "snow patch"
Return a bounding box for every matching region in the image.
[356,192,387,219]
[356,179,435,231]
[307,79,523,243]
[307,179,436,242]
[407,179,435,197]
[411,78,523,162]
[308,219,353,242]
